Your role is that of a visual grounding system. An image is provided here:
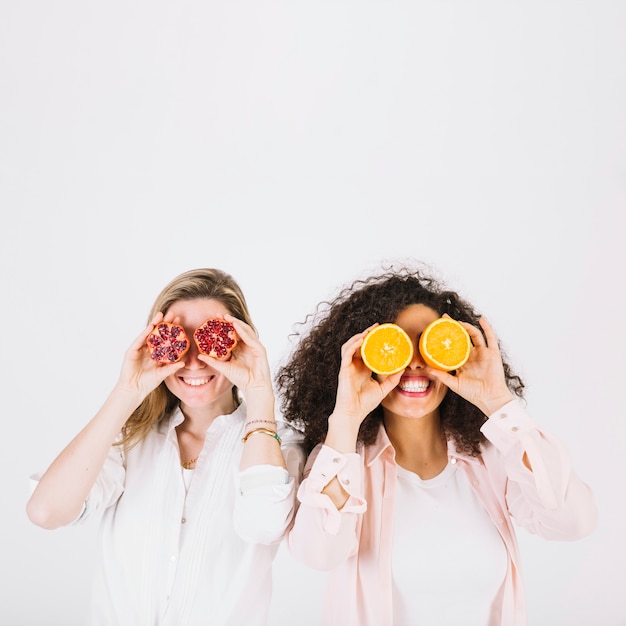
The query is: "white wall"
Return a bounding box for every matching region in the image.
[1,2,624,624]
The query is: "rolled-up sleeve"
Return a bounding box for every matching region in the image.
[234,424,305,545]
[288,444,367,570]
[482,399,598,540]
[298,445,366,533]
[234,464,297,544]
[75,444,126,525]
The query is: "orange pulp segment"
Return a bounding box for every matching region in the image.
[360,323,414,375]
[418,317,471,371]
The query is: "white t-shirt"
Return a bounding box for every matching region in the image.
[392,459,508,626]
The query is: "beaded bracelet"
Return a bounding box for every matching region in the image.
[241,428,282,444]
[244,419,277,428]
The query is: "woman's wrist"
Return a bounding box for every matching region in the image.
[109,384,145,414]
[242,387,275,435]
[325,412,362,453]
[479,392,516,417]
[243,418,278,434]
[242,385,274,407]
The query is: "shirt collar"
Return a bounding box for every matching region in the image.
[364,425,395,466]
[363,423,484,467]
[158,401,247,436]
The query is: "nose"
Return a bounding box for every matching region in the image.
[183,339,206,369]
[408,338,426,369]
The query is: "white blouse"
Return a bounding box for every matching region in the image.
[74,402,304,626]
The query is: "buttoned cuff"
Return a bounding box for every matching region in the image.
[297,445,366,534]
[481,398,538,455]
[481,398,560,510]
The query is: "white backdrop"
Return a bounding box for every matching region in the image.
[1,2,624,625]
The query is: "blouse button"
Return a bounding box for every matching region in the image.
[333,457,341,463]
[511,426,519,432]
[181,518,187,524]
[341,478,350,486]
[450,458,457,464]
[500,412,508,419]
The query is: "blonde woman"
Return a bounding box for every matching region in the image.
[28,268,303,626]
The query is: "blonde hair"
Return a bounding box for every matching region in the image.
[118,268,254,448]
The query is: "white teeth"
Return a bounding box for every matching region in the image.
[182,378,210,387]
[399,379,430,393]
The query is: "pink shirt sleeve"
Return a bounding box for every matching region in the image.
[288,444,367,570]
[481,399,598,540]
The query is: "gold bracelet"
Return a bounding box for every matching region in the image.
[241,428,282,444]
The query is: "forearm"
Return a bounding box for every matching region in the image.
[27,386,140,529]
[320,412,362,509]
[240,391,286,470]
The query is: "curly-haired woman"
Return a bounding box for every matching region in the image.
[276,262,597,626]
[27,268,304,626]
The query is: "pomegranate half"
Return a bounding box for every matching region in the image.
[146,322,190,364]
[193,318,238,358]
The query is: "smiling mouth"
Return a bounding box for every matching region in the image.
[180,377,212,387]
[398,378,431,393]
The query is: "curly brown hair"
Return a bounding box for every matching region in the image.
[275,262,525,457]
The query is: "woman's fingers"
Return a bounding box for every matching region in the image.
[478,317,501,351]
[378,370,403,396]
[224,314,257,344]
[461,320,485,348]
[155,360,186,378]
[460,316,501,352]
[340,331,368,366]
[194,315,273,392]
[127,312,164,356]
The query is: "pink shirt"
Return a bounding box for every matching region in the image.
[288,399,598,626]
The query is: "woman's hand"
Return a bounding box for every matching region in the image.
[115,312,186,404]
[334,327,402,421]
[427,316,514,415]
[197,315,273,399]
[27,312,186,530]
[325,326,402,452]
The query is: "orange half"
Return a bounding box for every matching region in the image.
[418,317,471,371]
[360,323,414,375]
